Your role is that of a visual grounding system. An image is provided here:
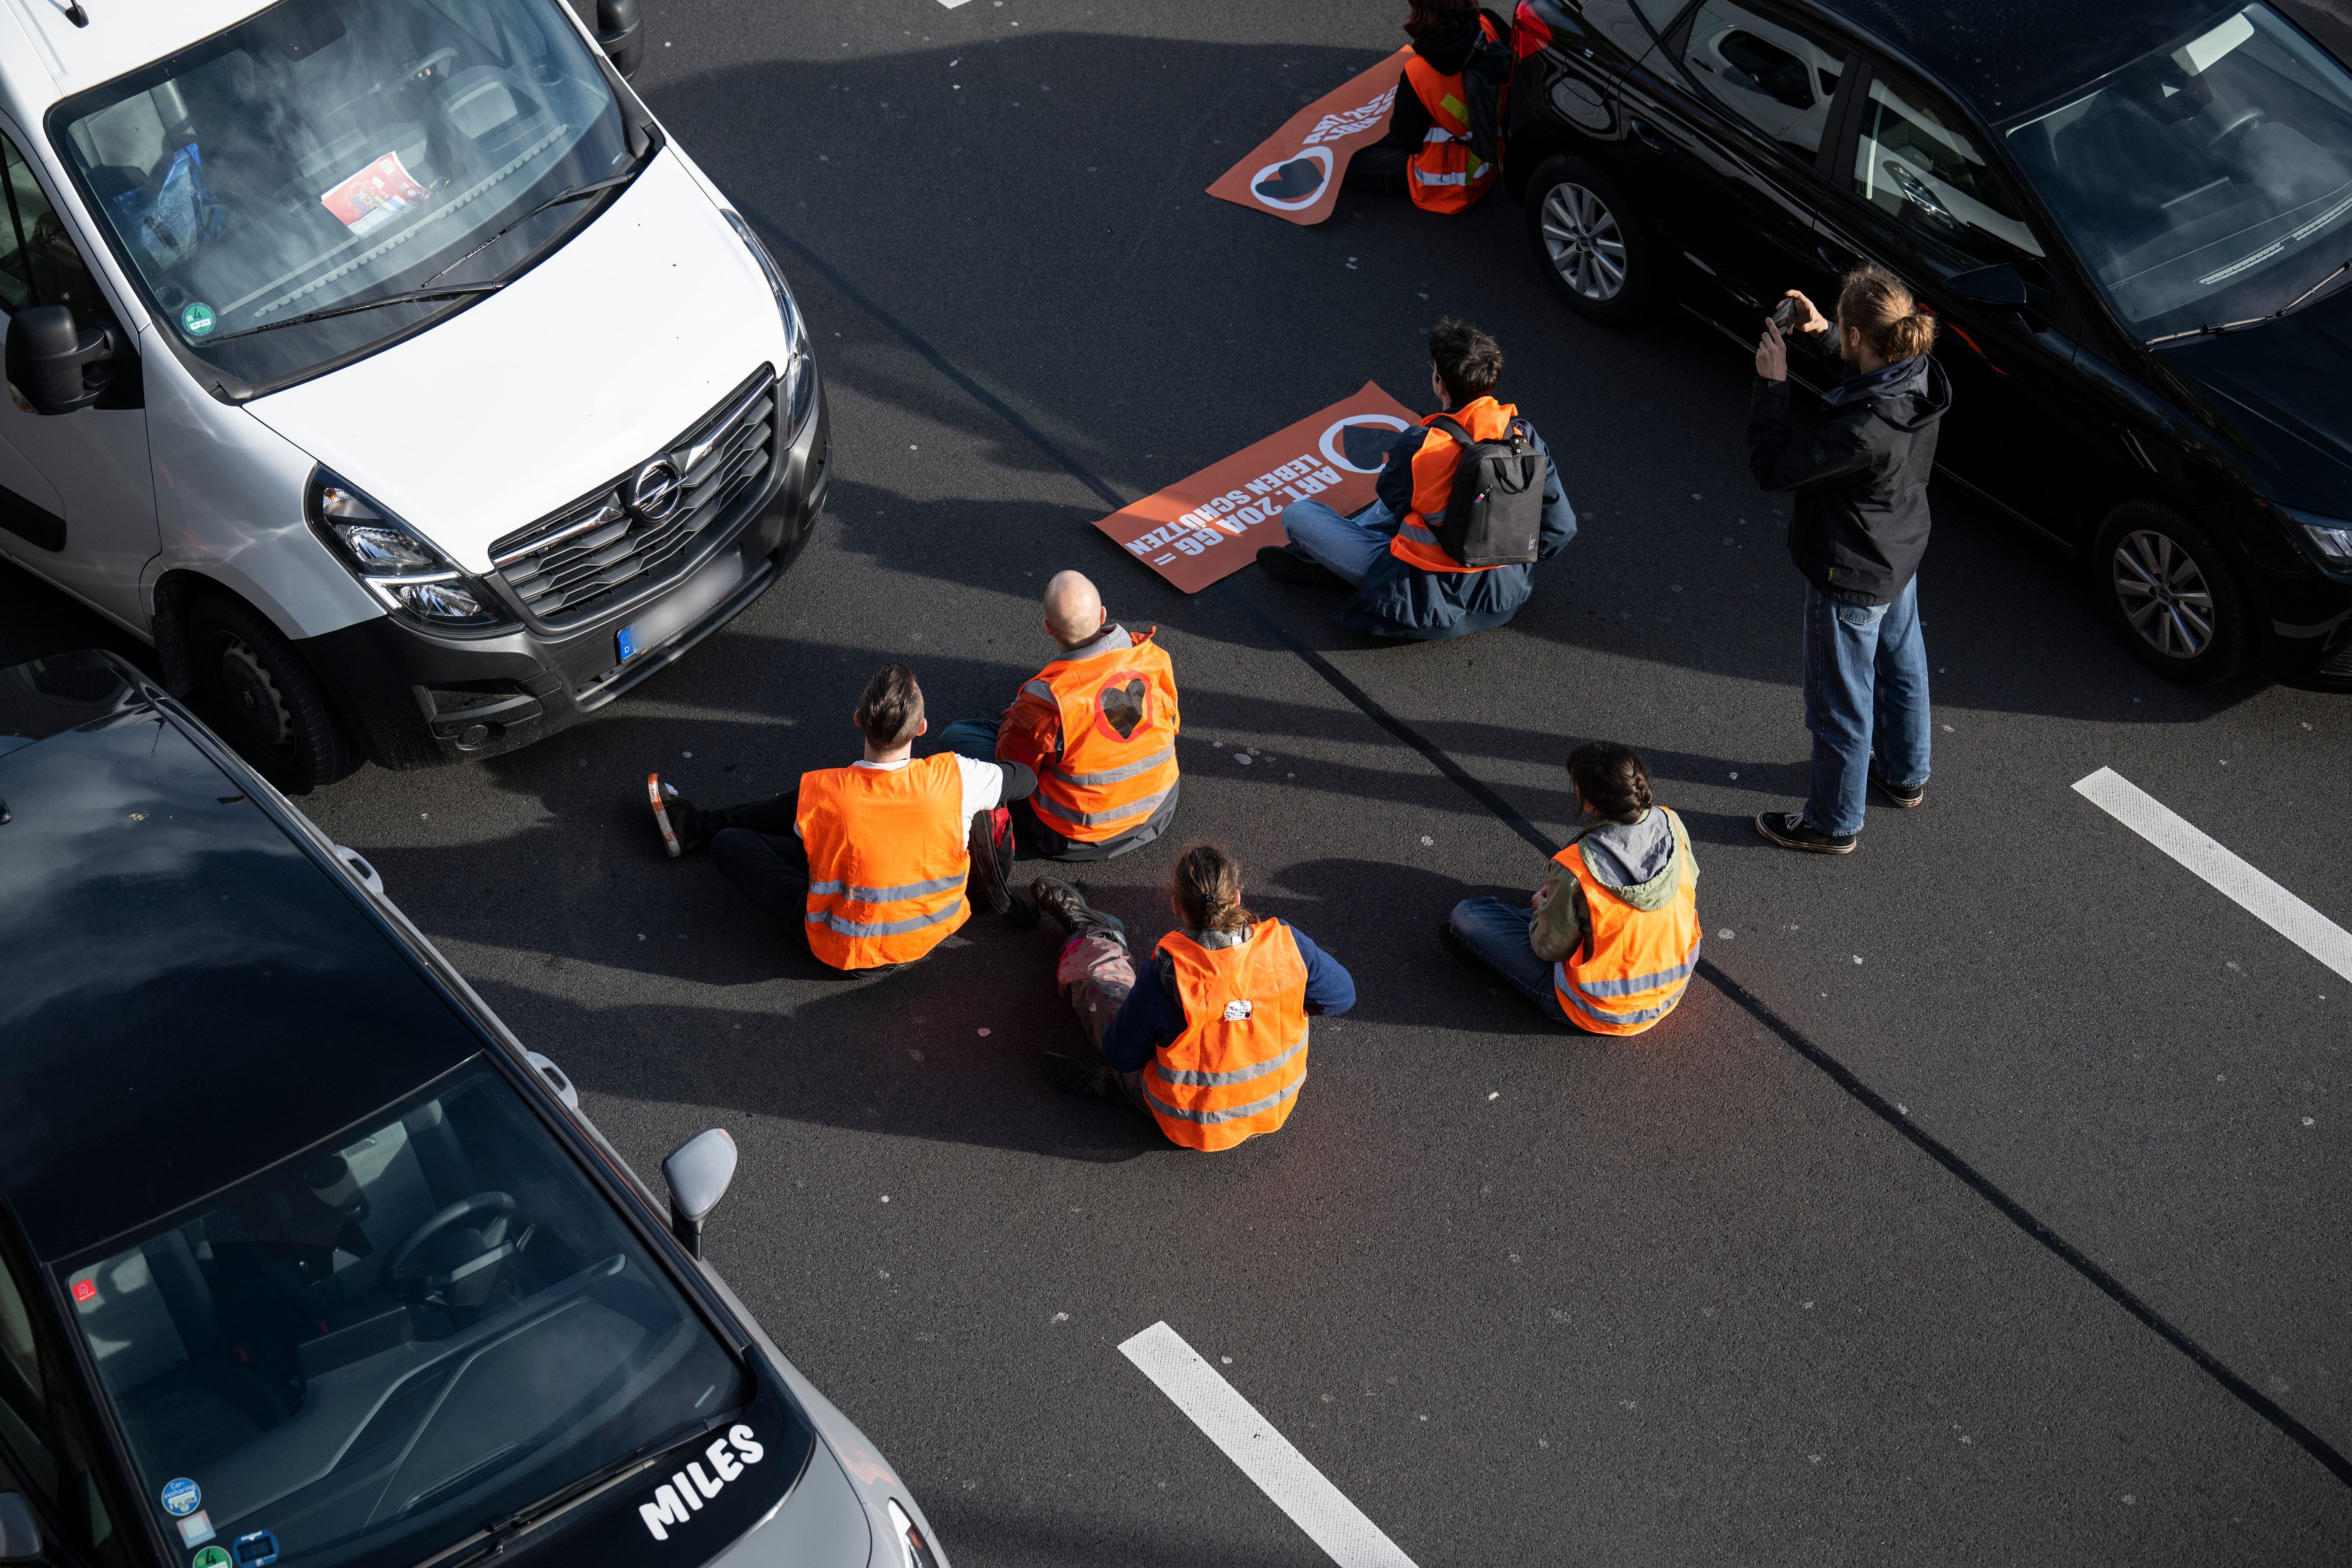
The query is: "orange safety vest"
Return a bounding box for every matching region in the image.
[1403,15,1503,213]
[1143,924,1311,1152]
[795,754,970,970]
[1023,628,1181,845]
[1389,396,1522,574]
[1551,808,1701,1035]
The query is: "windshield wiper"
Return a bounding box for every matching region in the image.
[2146,254,2352,345]
[204,284,503,344]
[421,169,643,288]
[416,1417,712,1568]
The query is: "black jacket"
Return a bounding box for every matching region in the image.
[1374,8,1509,154]
[1748,353,1951,606]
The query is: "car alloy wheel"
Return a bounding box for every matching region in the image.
[1539,183,1626,302]
[2111,528,2215,660]
[216,634,296,751]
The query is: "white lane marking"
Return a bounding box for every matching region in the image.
[1119,1322,1418,1568]
[2074,766,2352,982]
[936,0,971,8]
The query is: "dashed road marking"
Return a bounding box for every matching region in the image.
[1119,1321,1417,1567]
[2074,766,2352,982]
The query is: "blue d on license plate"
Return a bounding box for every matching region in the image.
[616,549,745,664]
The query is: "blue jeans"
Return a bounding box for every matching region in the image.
[1282,497,1395,587]
[1447,897,1572,1026]
[1803,577,1931,837]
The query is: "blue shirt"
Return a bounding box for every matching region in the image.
[1099,920,1356,1073]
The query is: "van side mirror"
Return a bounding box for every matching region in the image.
[661,1128,736,1259]
[5,306,111,415]
[596,0,644,77]
[0,1492,43,1563]
[1943,262,2029,310]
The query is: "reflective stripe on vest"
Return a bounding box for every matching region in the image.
[795,754,971,970]
[1402,21,1501,214]
[1147,924,1312,1152]
[1550,808,1702,1036]
[1028,630,1181,844]
[1388,397,1520,574]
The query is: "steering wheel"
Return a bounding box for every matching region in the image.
[2207,107,2264,150]
[387,1192,523,1309]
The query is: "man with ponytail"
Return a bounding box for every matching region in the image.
[1026,847,1355,1150]
[1750,265,1950,854]
[1443,742,1700,1034]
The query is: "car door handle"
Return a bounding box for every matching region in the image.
[1628,117,1668,151]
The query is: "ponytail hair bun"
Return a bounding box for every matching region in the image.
[1836,264,1938,362]
[1170,842,1257,931]
[1566,741,1653,824]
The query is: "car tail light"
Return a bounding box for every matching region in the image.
[1514,0,1554,58]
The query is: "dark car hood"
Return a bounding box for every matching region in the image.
[2163,285,2352,513]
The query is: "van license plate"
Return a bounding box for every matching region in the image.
[616,548,745,664]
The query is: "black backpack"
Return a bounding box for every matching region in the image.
[1427,414,1547,568]
[1459,18,1513,165]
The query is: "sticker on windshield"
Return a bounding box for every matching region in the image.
[319,152,430,239]
[192,1549,230,1568]
[161,1479,201,1516]
[176,1512,214,1548]
[180,303,216,337]
[229,1529,279,1568]
[637,1425,765,1541]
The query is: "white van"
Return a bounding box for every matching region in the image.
[0,0,828,790]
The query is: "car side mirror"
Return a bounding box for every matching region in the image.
[4,306,111,415]
[1944,262,2029,310]
[0,1492,44,1563]
[596,0,644,77]
[661,1128,736,1259]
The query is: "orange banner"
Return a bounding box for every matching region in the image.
[1206,49,1410,226]
[1093,383,1420,594]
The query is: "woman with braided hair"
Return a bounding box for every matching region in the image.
[1444,742,1702,1034]
[1029,845,1355,1151]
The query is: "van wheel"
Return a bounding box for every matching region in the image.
[2092,505,2249,685]
[187,593,360,793]
[1524,156,1650,325]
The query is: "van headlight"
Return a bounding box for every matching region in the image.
[884,1500,940,1568]
[722,209,813,438]
[307,468,510,629]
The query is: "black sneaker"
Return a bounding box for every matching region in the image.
[1041,1051,1124,1103]
[1755,810,1858,855]
[1031,876,1124,938]
[1257,544,1346,588]
[1871,769,1926,809]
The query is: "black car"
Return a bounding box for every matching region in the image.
[1504,0,2352,684]
[0,652,947,1568]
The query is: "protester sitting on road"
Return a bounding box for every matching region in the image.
[1443,742,1700,1034]
[1031,845,1355,1151]
[1750,266,1948,855]
[936,570,1181,860]
[646,664,1035,971]
[1258,318,1577,640]
[1345,0,1510,213]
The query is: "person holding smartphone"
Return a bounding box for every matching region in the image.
[1749,265,1951,855]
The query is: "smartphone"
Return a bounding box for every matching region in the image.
[1770,296,1802,333]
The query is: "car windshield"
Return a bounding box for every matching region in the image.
[53,0,634,391]
[56,1064,747,1568]
[2004,4,2352,338]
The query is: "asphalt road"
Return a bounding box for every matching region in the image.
[9,2,2352,1564]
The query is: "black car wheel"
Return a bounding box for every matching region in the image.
[1524,156,1650,325]
[187,592,360,793]
[2092,505,2249,684]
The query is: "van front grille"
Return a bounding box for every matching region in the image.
[488,366,775,627]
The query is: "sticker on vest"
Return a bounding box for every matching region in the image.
[1223,999,1253,1021]
[1097,676,1149,740]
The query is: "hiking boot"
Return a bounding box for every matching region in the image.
[648,773,695,858]
[1871,768,1926,809]
[1041,1051,1125,1103]
[1031,876,1124,937]
[1256,543,1346,588]
[1755,810,1858,855]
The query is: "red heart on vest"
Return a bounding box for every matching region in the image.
[1099,679,1147,740]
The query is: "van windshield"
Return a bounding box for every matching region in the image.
[56,1064,749,1568]
[2004,4,2352,339]
[53,0,636,390]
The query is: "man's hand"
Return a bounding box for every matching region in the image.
[1531,881,1554,911]
[1755,318,1788,382]
[1784,289,1831,335]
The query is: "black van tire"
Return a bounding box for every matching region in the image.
[2092,503,2250,685]
[1524,156,1651,325]
[186,592,361,793]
